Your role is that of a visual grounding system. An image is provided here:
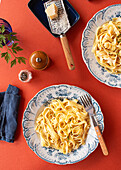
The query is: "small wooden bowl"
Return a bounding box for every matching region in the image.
[29,51,50,70]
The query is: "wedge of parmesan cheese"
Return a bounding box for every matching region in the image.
[45,3,58,20]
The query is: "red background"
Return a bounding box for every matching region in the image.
[0,0,121,170]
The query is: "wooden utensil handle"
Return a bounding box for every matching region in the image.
[60,34,75,70]
[95,126,108,156]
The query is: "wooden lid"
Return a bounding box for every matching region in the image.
[29,51,49,70]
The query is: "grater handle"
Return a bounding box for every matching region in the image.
[60,34,75,70]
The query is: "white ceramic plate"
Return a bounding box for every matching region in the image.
[22,84,104,164]
[81,4,121,88]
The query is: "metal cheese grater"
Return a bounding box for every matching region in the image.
[44,0,75,70]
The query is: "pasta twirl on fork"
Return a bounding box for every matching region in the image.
[92,17,121,74]
[35,98,90,154]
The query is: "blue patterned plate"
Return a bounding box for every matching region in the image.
[81,4,121,88]
[22,84,104,164]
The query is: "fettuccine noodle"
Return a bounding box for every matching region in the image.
[35,98,90,154]
[92,17,121,74]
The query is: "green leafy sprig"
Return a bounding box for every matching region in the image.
[0,24,26,67]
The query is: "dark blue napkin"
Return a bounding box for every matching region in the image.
[0,84,20,143]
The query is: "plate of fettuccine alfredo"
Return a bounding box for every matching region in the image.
[22,84,104,164]
[81,4,121,88]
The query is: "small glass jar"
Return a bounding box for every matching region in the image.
[0,18,13,46]
[29,51,50,70]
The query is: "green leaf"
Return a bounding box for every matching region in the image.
[9,32,17,36]
[12,48,17,54]
[11,36,19,41]
[0,34,6,44]
[0,39,3,44]
[1,52,7,58]
[2,38,6,44]
[17,57,26,64]
[11,59,16,67]
[12,43,22,53]
[1,25,5,33]
[18,59,21,64]
[17,57,21,64]
[5,52,11,63]
[0,34,5,40]
[15,46,23,51]
[6,34,12,42]
[6,32,19,42]
[0,44,3,48]
[12,43,18,48]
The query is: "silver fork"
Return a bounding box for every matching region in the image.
[80,94,108,156]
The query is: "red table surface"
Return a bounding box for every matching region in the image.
[0,0,121,169]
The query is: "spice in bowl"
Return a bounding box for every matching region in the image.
[18,70,32,82]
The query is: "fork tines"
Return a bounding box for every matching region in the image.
[80,94,92,107]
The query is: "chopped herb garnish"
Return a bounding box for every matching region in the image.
[118,26,121,29]
[67,136,69,140]
[118,33,121,37]
[118,40,121,43]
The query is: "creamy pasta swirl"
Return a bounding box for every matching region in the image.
[35,98,90,154]
[92,17,121,74]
